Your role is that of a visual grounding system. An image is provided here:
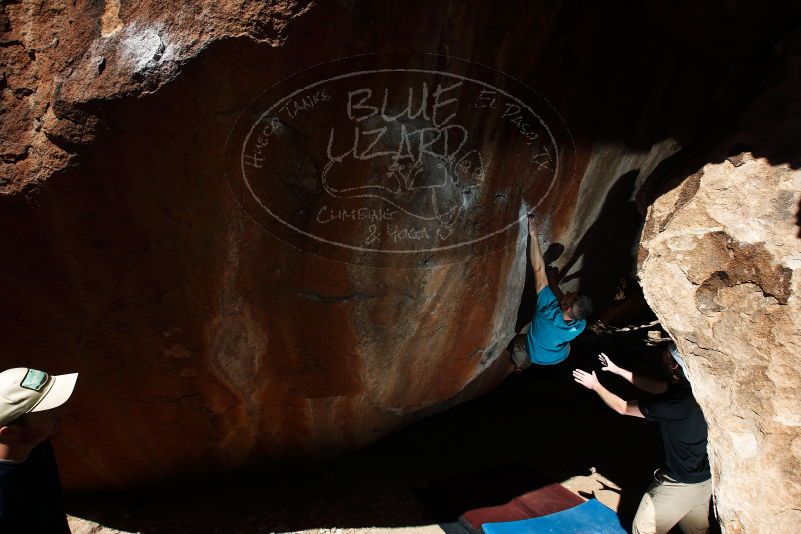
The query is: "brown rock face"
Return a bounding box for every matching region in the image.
[2,2,800,516]
[639,33,801,534]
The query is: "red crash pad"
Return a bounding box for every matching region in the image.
[460,482,584,533]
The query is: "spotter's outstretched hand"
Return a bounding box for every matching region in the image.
[573,369,600,391]
[599,352,621,374]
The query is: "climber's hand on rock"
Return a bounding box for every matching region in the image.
[573,369,599,391]
[599,352,620,375]
[527,215,538,236]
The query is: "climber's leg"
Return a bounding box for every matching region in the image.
[508,324,532,372]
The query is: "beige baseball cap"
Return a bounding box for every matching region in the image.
[0,368,78,427]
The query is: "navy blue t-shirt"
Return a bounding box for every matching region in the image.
[640,381,711,484]
[0,441,70,533]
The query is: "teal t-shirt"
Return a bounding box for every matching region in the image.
[526,287,585,365]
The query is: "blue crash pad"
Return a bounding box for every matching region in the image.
[481,498,629,534]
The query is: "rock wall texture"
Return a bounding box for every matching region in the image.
[639,31,801,534]
[2,3,800,523]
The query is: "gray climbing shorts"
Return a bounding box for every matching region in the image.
[510,332,531,371]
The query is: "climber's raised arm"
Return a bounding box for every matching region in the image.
[527,216,548,294]
[599,352,668,395]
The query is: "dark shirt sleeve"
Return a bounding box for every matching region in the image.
[640,395,691,422]
[0,467,22,531]
[0,442,70,534]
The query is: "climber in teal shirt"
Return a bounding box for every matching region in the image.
[509,216,593,369]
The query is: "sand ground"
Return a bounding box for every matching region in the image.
[65,333,666,533]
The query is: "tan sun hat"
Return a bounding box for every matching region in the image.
[0,368,78,427]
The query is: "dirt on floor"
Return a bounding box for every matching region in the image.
[65,330,674,533]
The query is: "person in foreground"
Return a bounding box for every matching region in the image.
[509,215,592,370]
[573,344,712,534]
[0,367,79,533]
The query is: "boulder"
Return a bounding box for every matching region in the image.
[2,2,800,514]
[638,31,801,533]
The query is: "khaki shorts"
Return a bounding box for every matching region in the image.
[632,470,712,534]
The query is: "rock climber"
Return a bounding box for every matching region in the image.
[573,344,712,534]
[0,367,79,533]
[509,215,593,370]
